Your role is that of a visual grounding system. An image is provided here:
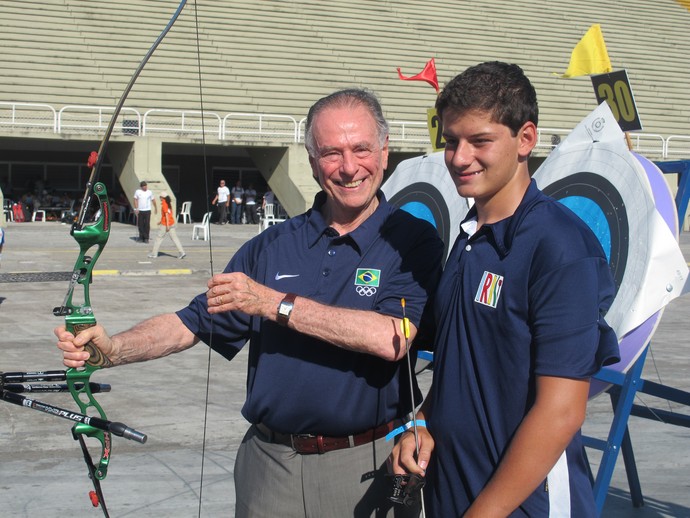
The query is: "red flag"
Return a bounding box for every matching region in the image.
[397,58,439,93]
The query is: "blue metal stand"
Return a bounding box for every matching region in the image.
[656,160,690,230]
[583,345,690,515]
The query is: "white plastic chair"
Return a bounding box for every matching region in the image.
[260,203,276,232]
[192,211,212,241]
[32,206,47,222]
[178,201,192,224]
[259,203,287,232]
[3,200,13,222]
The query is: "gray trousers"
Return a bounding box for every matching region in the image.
[151,225,185,256]
[234,424,420,518]
[218,202,228,223]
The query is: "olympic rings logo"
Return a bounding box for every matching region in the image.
[356,286,377,297]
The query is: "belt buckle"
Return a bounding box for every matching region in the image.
[291,433,315,452]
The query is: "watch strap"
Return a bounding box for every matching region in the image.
[277,292,297,326]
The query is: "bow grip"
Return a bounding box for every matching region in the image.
[70,322,113,368]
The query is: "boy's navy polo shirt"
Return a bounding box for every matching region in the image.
[426,180,620,517]
[177,191,443,436]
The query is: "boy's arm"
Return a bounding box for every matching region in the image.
[465,375,590,518]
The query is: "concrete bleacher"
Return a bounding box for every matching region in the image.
[1,0,689,142]
[2,0,690,226]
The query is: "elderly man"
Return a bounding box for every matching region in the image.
[57,88,443,517]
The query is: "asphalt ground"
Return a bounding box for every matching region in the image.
[1,220,689,517]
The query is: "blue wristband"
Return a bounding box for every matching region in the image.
[385,419,427,441]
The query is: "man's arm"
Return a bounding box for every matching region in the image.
[206,272,414,361]
[57,313,199,368]
[464,375,590,518]
[278,294,413,361]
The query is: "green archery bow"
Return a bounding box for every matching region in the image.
[51,1,188,514]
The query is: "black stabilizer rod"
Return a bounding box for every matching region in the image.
[0,390,147,444]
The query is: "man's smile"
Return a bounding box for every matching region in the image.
[337,179,364,188]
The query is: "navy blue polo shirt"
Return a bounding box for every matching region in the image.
[426,180,619,517]
[177,191,443,436]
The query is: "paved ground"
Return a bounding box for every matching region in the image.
[1,220,689,517]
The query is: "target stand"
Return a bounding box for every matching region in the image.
[656,160,690,231]
[584,341,690,515]
[533,106,690,515]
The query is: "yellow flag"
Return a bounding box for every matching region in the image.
[560,24,612,78]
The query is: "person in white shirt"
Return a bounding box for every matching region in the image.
[211,179,231,225]
[133,181,156,243]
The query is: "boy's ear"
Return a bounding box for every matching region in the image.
[518,121,538,157]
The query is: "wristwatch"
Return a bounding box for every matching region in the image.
[277,293,297,326]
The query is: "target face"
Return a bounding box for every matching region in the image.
[382,152,470,261]
[542,172,629,294]
[533,103,682,396]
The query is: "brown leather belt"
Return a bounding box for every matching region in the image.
[255,421,396,454]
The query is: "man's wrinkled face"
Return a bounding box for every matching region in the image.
[309,104,388,218]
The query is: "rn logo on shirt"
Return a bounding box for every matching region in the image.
[354,268,380,297]
[474,271,504,308]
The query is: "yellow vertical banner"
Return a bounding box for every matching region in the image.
[427,108,445,151]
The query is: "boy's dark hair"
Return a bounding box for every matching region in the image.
[436,61,538,135]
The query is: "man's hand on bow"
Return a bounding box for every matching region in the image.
[55,324,114,368]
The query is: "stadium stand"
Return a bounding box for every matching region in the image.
[1,0,690,222]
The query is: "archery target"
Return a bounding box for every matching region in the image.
[382,152,470,261]
[533,133,679,397]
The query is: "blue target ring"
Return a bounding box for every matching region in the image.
[399,201,436,228]
[388,182,453,259]
[558,196,612,262]
[543,172,628,294]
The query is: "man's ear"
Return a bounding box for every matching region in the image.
[309,156,322,187]
[381,136,390,171]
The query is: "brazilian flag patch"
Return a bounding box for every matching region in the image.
[355,268,381,287]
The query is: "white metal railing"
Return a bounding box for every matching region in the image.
[143,109,222,139]
[223,113,298,141]
[0,101,57,132]
[297,117,306,142]
[626,132,666,157]
[666,135,690,159]
[536,127,668,158]
[389,121,429,143]
[535,127,571,151]
[1,101,689,158]
[58,105,142,135]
